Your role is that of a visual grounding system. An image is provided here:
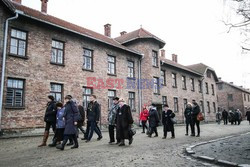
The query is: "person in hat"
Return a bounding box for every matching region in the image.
[116,98,134,146]
[108,97,119,144]
[49,102,65,147]
[38,95,57,147]
[148,104,160,138]
[162,104,175,139]
[56,95,80,150]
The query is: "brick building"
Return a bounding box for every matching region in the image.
[0,0,218,131]
[216,79,250,116]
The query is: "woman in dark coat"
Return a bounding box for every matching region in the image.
[162,104,175,139]
[246,108,250,125]
[56,95,80,150]
[116,98,134,146]
[148,104,159,138]
[191,101,201,137]
[184,103,192,136]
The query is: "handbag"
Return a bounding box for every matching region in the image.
[197,112,204,121]
[170,117,177,124]
[129,128,136,137]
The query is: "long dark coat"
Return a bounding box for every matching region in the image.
[64,100,80,135]
[86,101,100,122]
[116,104,134,140]
[191,105,201,122]
[162,109,175,132]
[77,105,85,127]
[148,108,159,128]
[44,101,57,123]
[246,111,250,121]
[184,107,192,124]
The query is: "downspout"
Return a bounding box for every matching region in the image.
[201,77,206,123]
[0,12,19,132]
[138,54,144,125]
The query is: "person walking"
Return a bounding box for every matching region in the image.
[191,101,201,137]
[184,102,192,136]
[140,106,149,133]
[162,104,175,139]
[148,104,159,138]
[222,109,228,125]
[56,95,80,150]
[85,95,102,142]
[216,111,222,124]
[108,97,119,144]
[77,103,85,138]
[246,108,250,125]
[116,98,134,146]
[49,102,65,147]
[38,95,57,147]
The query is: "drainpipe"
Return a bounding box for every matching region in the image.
[201,77,207,123]
[138,54,144,125]
[0,12,19,132]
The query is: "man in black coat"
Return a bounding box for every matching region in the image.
[148,104,159,138]
[246,108,250,125]
[222,109,228,125]
[38,95,57,147]
[162,104,175,139]
[85,95,102,142]
[184,102,192,136]
[191,101,201,137]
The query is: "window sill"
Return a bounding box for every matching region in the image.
[152,65,159,68]
[82,68,94,72]
[127,77,136,80]
[108,73,117,77]
[8,54,28,60]
[50,62,65,67]
[5,106,25,110]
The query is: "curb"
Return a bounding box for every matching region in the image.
[185,132,250,167]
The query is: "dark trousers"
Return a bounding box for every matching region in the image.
[223,118,228,125]
[191,119,200,135]
[163,124,175,137]
[45,122,56,132]
[149,126,158,136]
[87,121,102,141]
[63,134,78,146]
[186,122,190,134]
[141,121,148,132]
[78,126,85,135]
[108,125,115,142]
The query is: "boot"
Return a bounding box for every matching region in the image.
[56,139,67,150]
[71,135,79,149]
[48,138,57,147]
[66,138,74,146]
[129,137,133,145]
[38,131,49,147]
[118,140,125,146]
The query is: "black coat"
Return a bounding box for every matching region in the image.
[86,101,100,122]
[77,105,85,127]
[116,104,134,139]
[184,107,192,124]
[246,111,250,121]
[162,109,175,131]
[222,110,228,119]
[192,105,200,121]
[63,101,80,135]
[44,101,57,123]
[148,108,159,128]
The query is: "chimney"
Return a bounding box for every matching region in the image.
[240,86,243,88]
[229,82,234,84]
[120,31,127,36]
[41,0,48,13]
[104,24,111,37]
[172,54,178,63]
[161,49,165,57]
[12,0,22,4]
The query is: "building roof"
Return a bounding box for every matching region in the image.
[217,80,250,94]
[2,0,142,56]
[161,59,203,77]
[115,28,166,48]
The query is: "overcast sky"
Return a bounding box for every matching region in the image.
[22,0,250,88]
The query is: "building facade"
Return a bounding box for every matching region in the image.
[216,80,250,116]
[0,0,218,131]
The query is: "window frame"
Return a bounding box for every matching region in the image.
[182,76,187,90]
[152,50,158,67]
[153,77,160,94]
[107,55,116,75]
[173,97,179,112]
[183,98,188,109]
[82,86,93,109]
[205,82,209,94]
[128,92,136,111]
[50,39,65,65]
[200,100,204,113]
[207,101,210,113]
[127,60,135,78]
[198,80,202,93]
[213,102,216,113]
[9,28,28,58]
[50,83,63,102]
[172,73,177,88]
[190,78,195,92]
[160,70,166,86]
[162,96,167,105]
[83,48,94,71]
[108,89,116,110]
[211,84,215,95]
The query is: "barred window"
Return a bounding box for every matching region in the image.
[128,92,135,111]
[182,76,186,90]
[6,78,24,107]
[83,87,93,109]
[190,78,195,91]
[172,73,177,88]
[10,29,27,57]
[160,70,166,85]
[51,40,64,64]
[174,97,179,112]
[108,56,116,74]
[153,77,160,94]
[152,51,158,67]
[83,49,93,70]
[50,83,63,102]
[128,61,134,78]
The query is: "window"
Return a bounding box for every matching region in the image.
[248,95,250,102]
[162,96,167,105]
[211,84,215,95]
[172,73,177,88]
[83,49,93,70]
[183,98,187,109]
[205,82,209,94]
[108,90,116,110]
[200,100,204,113]
[153,77,160,94]
[190,78,195,91]
[198,80,202,93]
[218,83,223,90]
[83,87,93,109]
[160,70,166,85]
[10,28,27,57]
[207,101,210,113]
[51,40,64,64]
[128,92,135,111]
[244,94,246,101]
[182,76,186,90]
[108,55,116,74]
[173,97,179,112]
[207,71,211,78]
[152,50,158,67]
[50,83,63,102]
[6,78,24,107]
[128,61,134,78]
[213,102,216,113]
[228,94,233,101]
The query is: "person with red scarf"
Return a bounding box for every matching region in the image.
[140,106,149,133]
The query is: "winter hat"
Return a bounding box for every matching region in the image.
[118,98,125,102]
[56,102,63,108]
[113,97,119,101]
[65,95,73,100]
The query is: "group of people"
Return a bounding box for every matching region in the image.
[139,100,202,139]
[216,109,244,125]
